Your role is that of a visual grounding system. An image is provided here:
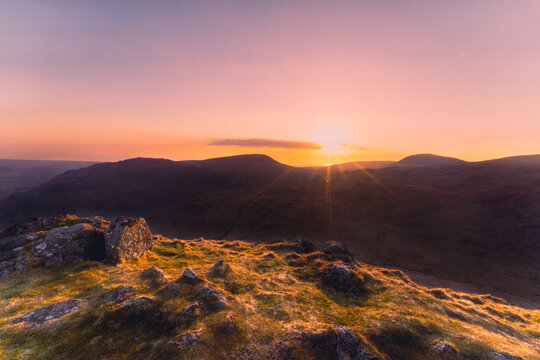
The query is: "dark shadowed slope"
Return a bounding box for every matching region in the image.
[392,153,467,167]
[0,159,98,200]
[0,154,312,228]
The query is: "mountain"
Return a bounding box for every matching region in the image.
[0,215,536,360]
[393,154,467,167]
[0,154,539,307]
[0,159,98,200]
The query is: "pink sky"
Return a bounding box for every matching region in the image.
[1,1,539,165]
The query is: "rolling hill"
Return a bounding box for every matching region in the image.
[0,154,539,307]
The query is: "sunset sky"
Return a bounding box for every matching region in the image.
[1,0,539,165]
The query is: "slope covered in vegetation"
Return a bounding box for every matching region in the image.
[0,222,538,359]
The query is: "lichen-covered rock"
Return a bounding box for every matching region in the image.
[320,262,366,294]
[1,214,80,238]
[207,260,232,278]
[200,286,229,311]
[177,267,202,284]
[332,324,381,360]
[122,296,155,312]
[180,301,200,318]
[321,241,353,257]
[431,340,466,360]
[493,352,524,360]
[31,223,106,266]
[13,300,82,326]
[105,217,153,264]
[106,286,135,302]
[168,329,203,348]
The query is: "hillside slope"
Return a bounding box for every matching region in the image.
[0,217,538,360]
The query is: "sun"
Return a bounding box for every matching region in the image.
[311,125,350,154]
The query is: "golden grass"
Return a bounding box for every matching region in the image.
[0,235,538,359]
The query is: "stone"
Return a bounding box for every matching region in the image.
[493,352,524,360]
[159,282,182,298]
[13,299,82,326]
[207,260,232,278]
[0,267,13,281]
[431,340,466,360]
[200,286,229,311]
[106,286,135,302]
[105,217,153,264]
[178,267,202,284]
[180,302,200,318]
[1,214,80,239]
[332,324,381,360]
[122,296,155,311]
[140,266,170,282]
[295,238,315,254]
[168,330,203,348]
[0,234,32,252]
[321,241,353,257]
[320,262,366,294]
[31,223,106,266]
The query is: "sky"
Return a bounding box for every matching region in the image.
[1,0,539,166]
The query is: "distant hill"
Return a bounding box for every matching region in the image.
[1,154,539,306]
[393,154,467,167]
[0,159,98,200]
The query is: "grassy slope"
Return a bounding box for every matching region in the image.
[0,236,538,360]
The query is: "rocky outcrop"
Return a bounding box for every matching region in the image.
[180,302,200,318]
[332,324,381,360]
[105,217,153,264]
[431,340,466,360]
[207,260,232,278]
[320,262,366,294]
[168,329,203,348]
[200,286,229,311]
[32,224,106,266]
[13,299,82,326]
[122,296,155,312]
[493,352,524,360]
[106,286,135,302]
[321,241,354,258]
[178,267,202,284]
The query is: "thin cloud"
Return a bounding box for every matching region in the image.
[341,144,373,151]
[209,138,322,150]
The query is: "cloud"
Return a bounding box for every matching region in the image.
[209,138,322,150]
[341,144,373,151]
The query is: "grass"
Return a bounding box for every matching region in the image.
[0,235,538,359]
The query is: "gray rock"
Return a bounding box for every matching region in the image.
[321,262,366,294]
[493,352,524,360]
[159,282,182,298]
[106,286,135,302]
[122,296,155,311]
[178,267,202,284]
[0,234,32,252]
[180,301,200,318]
[0,267,13,281]
[13,299,82,326]
[200,286,229,311]
[14,258,27,272]
[1,214,80,238]
[105,217,153,264]
[431,340,466,360]
[168,330,203,348]
[321,241,353,257]
[207,260,232,278]
[140,266,170,282]
[332,324,380,360]
[31,223,106,266]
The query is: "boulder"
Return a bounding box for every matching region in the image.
[13,299,82,326]
[332,324,381,360]
[431,340,466,360]
[31,223,106,266]
[180,301,200,318]
[321,241,353,258]
[168,329,203,348]
[140,266,170,283]
[320,262,366,294]
[200,286,229,311]
[106,286,135,302]
[493,352,524,360]
[295,238,316,254]
[207,260,232,278]
[105,217,153,263]
[122,296,155,312]
[177,268,202,284]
